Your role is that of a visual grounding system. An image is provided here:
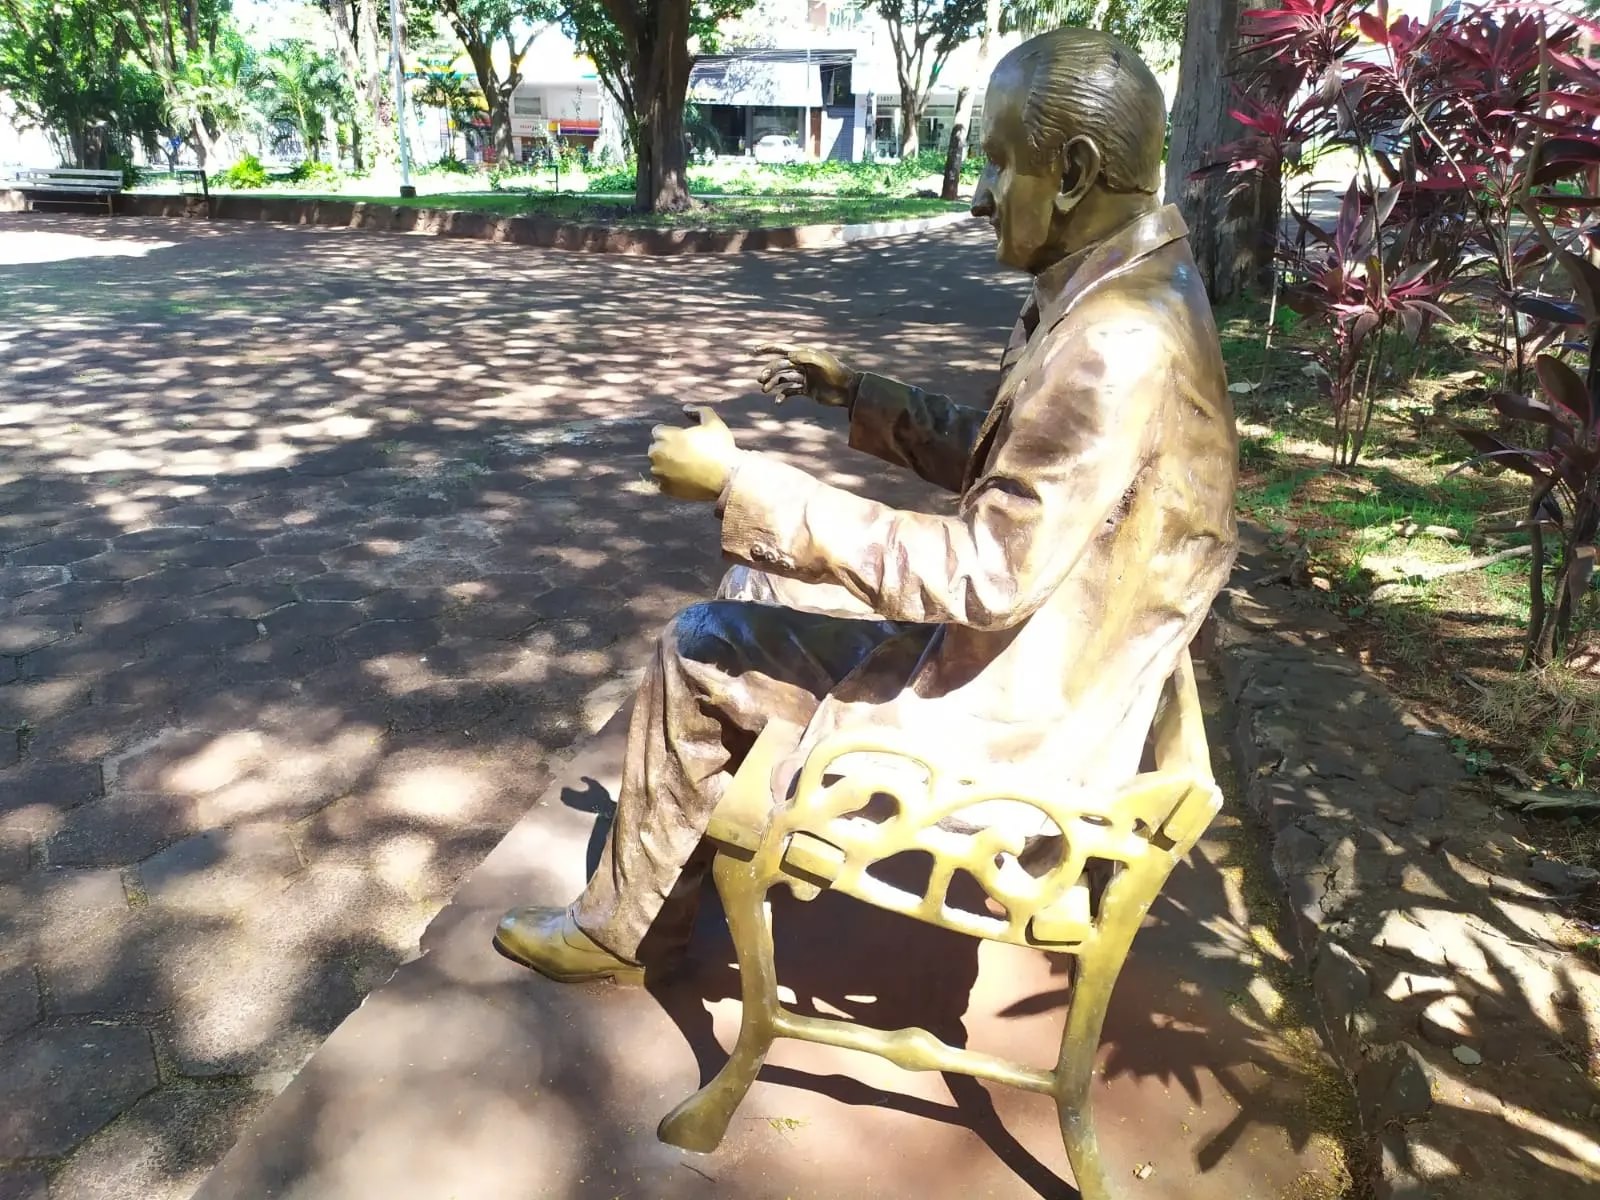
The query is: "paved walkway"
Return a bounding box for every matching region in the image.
[0,214,1344,1198]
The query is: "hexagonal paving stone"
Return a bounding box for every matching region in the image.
[0,1025,158,1157]
[159,503,236,526]
[7,537,107,566]
[0,761,104,817]
[143,618,259,657]
[21,705,166,765]
[19,640,140,680]
[0,679,92,729]
[228,555,328,584]
[0,965,40,1039]
[112,527,202,551]
[71,552,165,582]
[137,824,302,911]
[78,599,188,647]
[165,539,262,570]
[0,614,74,655]
[47,792,201,868]
[262,529,354,556]
[295,573,377,602]
[0,1167,48,1200]
[261,601,366,640]
[0,565,68,599]
[357,588,451,622]
[338,619,440,658]
[122,566,233,600]
[47,1086,271,1200]
[192,582,297,620]
[11,579,125,614]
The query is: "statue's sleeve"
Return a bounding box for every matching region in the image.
[845,373,988,494]
[718,302,1165,630]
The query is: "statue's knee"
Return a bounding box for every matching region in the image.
[663,601,733,665]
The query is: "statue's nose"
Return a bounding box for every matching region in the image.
[970,167,997,218]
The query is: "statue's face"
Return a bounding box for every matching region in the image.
[970,72,1063,273]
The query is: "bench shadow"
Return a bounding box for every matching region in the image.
[647,879,1082,1200]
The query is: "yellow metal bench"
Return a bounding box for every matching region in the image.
[656,648,1220,1199]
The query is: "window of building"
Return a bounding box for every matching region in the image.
[821,63,852,107]
[512,94,543,118]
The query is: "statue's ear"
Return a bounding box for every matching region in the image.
[1054,135,1102,215]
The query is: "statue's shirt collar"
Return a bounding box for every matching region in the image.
[1031,204,1190,333]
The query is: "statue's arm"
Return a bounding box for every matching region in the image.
[719,309,1164,629]
[845,373,990,494]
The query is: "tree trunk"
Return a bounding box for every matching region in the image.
[633,0,693,212]
[1165,0,1274,304]
[328,1,371,170]
[940,119,966,200]
[358,0,394,167]
[942,0,1000,200]
[898,82,919,158]
[491,86,516,163]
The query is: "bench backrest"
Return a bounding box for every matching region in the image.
[17,168,124,191]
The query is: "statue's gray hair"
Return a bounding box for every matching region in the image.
[997,28,1166,195]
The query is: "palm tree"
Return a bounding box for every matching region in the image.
[260,40,348,163]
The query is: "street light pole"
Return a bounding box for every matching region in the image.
[387,0,416,197]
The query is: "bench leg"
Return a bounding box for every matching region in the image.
[1053,949,1118,1200]
[657,853,778,1153]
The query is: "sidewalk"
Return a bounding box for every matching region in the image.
[191,698,1352,1200]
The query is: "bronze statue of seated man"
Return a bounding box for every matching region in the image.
[495,26,1238,985]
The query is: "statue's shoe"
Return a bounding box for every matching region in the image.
[493,906,646,986]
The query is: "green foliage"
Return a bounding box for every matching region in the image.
[260,39,348,163]
[427,153,476,175]
[0,0,168,167]
[1005,0,1188,65]
[284,160,340,186]
[585,164,637,193]
[217,153,270,189]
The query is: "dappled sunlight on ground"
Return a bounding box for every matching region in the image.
[0,212,1022,1194]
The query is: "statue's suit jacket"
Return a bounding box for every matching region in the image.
[718,204,1238,803]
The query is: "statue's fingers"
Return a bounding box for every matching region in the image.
[759,369,805,395]
[752,341,798,359]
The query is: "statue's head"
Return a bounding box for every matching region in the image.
[972,28,1166,273]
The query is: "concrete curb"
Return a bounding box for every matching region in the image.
[0,189,978,255]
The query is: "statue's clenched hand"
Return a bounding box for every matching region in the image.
[648,406,741,503]
[754,343,858,407]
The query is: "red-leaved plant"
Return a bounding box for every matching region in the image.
[1458,353,1600,663]
[1284,180,1452,465]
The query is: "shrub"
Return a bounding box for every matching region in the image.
[284,160,338,186]
[1206,1,1600,461]
[585,164,636,193]
[217,153,269,189]
[426,153,474,176]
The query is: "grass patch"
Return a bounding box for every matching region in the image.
[200,189,965,229]
[1224,293,1600,792]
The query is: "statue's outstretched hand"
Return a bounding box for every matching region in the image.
[649,405,740,503]
[754,343,858,408]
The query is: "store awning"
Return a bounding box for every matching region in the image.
[689,60,821,107]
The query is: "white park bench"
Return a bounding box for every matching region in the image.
[9,168,123,214]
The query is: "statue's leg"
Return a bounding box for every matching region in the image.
[570,598,905,965]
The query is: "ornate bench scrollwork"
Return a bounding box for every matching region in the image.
[662,649,1221,1200]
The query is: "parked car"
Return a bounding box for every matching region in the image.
[752,134,804,165]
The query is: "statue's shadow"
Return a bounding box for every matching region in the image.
[564,777,1078,1199]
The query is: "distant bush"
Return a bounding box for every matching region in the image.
[217,153,269,189]
[284,159,338,186]
[427,153,474,176]
[585,164,635,193]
